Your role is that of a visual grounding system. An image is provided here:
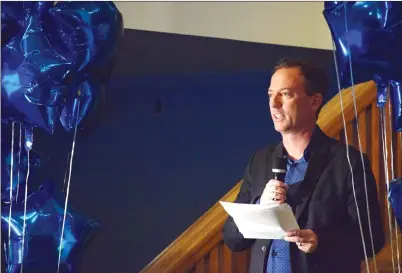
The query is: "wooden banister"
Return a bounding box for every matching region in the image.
[140,80,382,273]
[317,80,376,138]
[140,181,242,273]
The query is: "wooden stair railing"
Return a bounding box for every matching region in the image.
[140,80,402,273]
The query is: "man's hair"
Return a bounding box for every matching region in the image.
[273,58,329,117]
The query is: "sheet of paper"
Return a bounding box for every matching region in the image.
[220,201,300,240]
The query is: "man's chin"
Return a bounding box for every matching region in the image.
[274,122,287,132]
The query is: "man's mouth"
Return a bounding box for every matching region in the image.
[273,114,285,121]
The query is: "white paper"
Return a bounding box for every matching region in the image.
[220,201,300,240]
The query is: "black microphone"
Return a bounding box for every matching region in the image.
[272,156,300,209]
[272,156,287,182]
[272,156,287,202]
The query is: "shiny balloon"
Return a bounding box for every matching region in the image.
[1,1,123,133]
[1,182,99,273]
[60,81,104,131]
[1,31,73,132]
[390,81,402,132]
[46,1,124,76]
[389,178,402,231]
[323,1,402,132]
[1,1,23,48]
[48,1,123,132]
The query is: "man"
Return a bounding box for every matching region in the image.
[222,59,385,273]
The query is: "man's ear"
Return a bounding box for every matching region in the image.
[311,93,323,111]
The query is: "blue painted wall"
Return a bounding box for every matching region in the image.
[28,30,338,273]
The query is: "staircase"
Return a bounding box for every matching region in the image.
[140,80,402,273]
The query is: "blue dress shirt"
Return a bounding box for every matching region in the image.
[266,149,310,273]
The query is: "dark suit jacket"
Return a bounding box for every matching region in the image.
[222,126,385,273]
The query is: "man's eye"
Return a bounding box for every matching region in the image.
[282,92,290,97]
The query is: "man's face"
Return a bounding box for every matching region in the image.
[268,67,322,134]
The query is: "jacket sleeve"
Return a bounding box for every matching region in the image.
[315,152,385,260]
[222,153,257,252]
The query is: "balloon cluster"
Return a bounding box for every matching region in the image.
[323,1,402,132]
[323,1,402,230]
[1,1,123,272]
[2,1,123,134]
[1,181,100,273]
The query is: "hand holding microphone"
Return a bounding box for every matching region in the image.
[261,157,317,253]
[261,179,289,204]
[260,157,288,205]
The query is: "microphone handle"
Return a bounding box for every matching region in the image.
[272,172,287,202]
[273,172,286,182]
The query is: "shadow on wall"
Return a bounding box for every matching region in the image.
[31,30,337,273]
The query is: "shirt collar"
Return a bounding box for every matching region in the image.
[285,146,311,164]
[283,127,316,164]
[273,124,325,162]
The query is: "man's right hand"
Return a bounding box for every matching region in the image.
[260,179,288,205]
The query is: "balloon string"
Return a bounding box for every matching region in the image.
[331,40,370,273]
[342,6,377,272]
[399,129,402,266]
[62,152,71,193]
[395,217,401,273]
[388,89,395,181]
[20,128,31,273]
[381,106,397,273]
[57,100,80,273]
[388,87,401,273]
[341,4,373,271]
[16,123,22,203]
[8,122,15,265]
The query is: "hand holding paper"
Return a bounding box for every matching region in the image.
[220,201,299,240]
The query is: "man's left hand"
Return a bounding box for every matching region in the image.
[284,229,318,254]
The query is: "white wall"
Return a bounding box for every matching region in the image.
[114,2,333,50]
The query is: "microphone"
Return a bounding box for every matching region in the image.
[272,156,299,208]
[271,156,287,202]
[272,156,287,182]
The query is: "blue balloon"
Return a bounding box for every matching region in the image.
[323,1,402,132]
[1,1,23,48]
[1,33,74,132]
[60,81,105,131]
[390,81,401,132]
[1,182,99,273]
[1,1,123,133]
[389,178,402,232]
[46,1,124,75]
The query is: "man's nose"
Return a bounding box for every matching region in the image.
[270,93,282,108]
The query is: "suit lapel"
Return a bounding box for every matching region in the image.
[250,142,284,202]
[294,128,330,220]
[294,149,328,220]
[264,141,286,183]
[263,126,331,220]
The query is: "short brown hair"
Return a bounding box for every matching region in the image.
[274,58,328,116]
